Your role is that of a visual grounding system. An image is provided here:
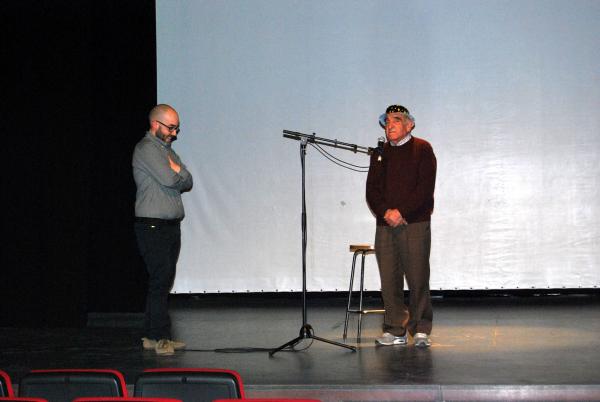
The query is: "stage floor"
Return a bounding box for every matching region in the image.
[2,293,600,401]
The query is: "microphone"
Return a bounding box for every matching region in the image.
[377,136,385,152]
[376,136,385,161]
[169,135,177,142]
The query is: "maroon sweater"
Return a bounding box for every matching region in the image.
[366,136,437,226]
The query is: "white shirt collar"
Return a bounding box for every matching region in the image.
[390,134,412,147]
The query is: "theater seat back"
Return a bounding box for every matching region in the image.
[19,370,127,402]
[134,369,243,402]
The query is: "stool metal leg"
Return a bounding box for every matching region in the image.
[357,251,366,342]
[343,251,359,340]
[344,247,384,343]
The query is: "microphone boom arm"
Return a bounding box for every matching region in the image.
[283,130,375,155]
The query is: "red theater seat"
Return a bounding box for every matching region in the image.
[134,368,244,402]
[19,369,127,402]
[0,398,49,402]
[0,371,15,397]
[214,399,321,402]
[74,397,182,402]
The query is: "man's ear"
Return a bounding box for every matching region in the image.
[149,119,158,133]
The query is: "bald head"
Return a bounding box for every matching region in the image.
[148,104,180,143]
[149,104,177,124]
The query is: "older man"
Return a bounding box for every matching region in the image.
[132,104,193,355]
[366,104,437,347]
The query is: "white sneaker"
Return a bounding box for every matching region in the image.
[414,332,431,348]
[375,332,408,346]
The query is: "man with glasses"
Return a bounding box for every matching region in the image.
[366,104,437,348]
[132,104,193,355]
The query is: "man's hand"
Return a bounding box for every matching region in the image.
[384,209,408,227]
[168,157,181,173]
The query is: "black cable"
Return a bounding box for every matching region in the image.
[185,347,272,353]
[309,143,369,172]
[290,338,314,351]
[308,143,369,173]
[186,339,314,353]
[312,142,370,169]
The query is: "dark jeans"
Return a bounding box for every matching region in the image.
[134,221,181,340]
[375,221,433,336]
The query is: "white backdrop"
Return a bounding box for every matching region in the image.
[156,0,600,292]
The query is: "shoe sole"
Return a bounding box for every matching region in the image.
[155,351,175,355]
[375,340,407,346]
[155,347,175,355]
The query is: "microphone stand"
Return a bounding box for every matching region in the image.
[270,131,373,356]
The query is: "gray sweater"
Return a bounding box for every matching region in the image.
[132,132,193,220]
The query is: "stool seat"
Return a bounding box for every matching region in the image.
[349,244,374,252]
[343,244,384,343]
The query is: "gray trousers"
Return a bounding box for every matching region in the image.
[375,221,433,336]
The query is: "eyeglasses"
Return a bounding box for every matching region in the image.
[156,120,180,134]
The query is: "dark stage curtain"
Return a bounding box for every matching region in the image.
[1,0,156,327]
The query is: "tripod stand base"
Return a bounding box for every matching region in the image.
[269,324,357,356]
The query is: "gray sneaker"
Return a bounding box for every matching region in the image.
[375,332,408,346]
[414,332,431,348]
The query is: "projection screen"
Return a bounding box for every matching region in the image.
[156,0,600,293]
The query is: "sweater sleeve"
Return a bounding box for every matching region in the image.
[366,151,388,218]
[401,142,437,217]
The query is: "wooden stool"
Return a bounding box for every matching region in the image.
[343,244,384,342]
